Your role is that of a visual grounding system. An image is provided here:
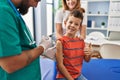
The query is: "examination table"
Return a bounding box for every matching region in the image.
[82,59,120,80]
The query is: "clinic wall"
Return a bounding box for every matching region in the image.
[34,0,47,45]
[22,7,34,38]
[22,0,47,45]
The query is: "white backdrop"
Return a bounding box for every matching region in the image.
[22,7,34,38]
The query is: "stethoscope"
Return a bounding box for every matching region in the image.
[7,0,35,46]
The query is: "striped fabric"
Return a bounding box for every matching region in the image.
[56,36,85,79]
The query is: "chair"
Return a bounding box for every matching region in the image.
[108,31,120,40]
[82,59,120,80]
[100,43,120,59]
[86,32,105,58]
[88,31,105,39]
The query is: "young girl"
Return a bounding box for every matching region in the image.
[56,10,91,80]
[55,0,86,40]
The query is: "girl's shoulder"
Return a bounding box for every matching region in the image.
[56,8,64,14]
[56,8,70,14]
[56,8,64,13]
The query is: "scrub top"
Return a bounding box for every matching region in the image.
[0,0,41,80]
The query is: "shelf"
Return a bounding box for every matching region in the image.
[86,29,107,36]
[87,14,109,16]
[87,2,109,14]
[87,28,107,30]
[88,0,109,2]
[85,0,120,37]
[110,0,120,2]
[109,14,120,17]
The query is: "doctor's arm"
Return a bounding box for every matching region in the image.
[0,37,52,73]
[0,46,44,73]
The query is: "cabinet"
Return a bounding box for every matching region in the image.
[81,0,120,37]
[108,0,120,32]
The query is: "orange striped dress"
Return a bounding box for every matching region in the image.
[56,36,85,79]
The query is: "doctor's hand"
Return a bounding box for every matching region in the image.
[39,36,52,52]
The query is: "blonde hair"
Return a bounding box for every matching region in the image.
[62,0,85,13]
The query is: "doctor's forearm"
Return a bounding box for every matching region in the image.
[0,46,44,73]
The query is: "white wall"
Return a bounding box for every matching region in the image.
[34,0,48,45]
[22,7,34,38]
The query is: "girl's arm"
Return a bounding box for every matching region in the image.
[84,43,92,62]
[80,25,86,39]
[80,13,87,39]
[56,40,74,80]
[56,23,63,39]
[55,9,64,39]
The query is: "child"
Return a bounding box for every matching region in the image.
[55,0,86,40]
[55,10,91,80]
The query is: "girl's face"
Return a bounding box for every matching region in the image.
[65,16,81,37]
[66,0,77,10]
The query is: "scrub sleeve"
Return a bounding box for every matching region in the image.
[0,1,41,80]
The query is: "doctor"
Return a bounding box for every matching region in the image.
[0,0,52,80]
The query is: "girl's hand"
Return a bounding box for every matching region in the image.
[79,35,85,40]
[84,43,92,55]
[84,43,92,62]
